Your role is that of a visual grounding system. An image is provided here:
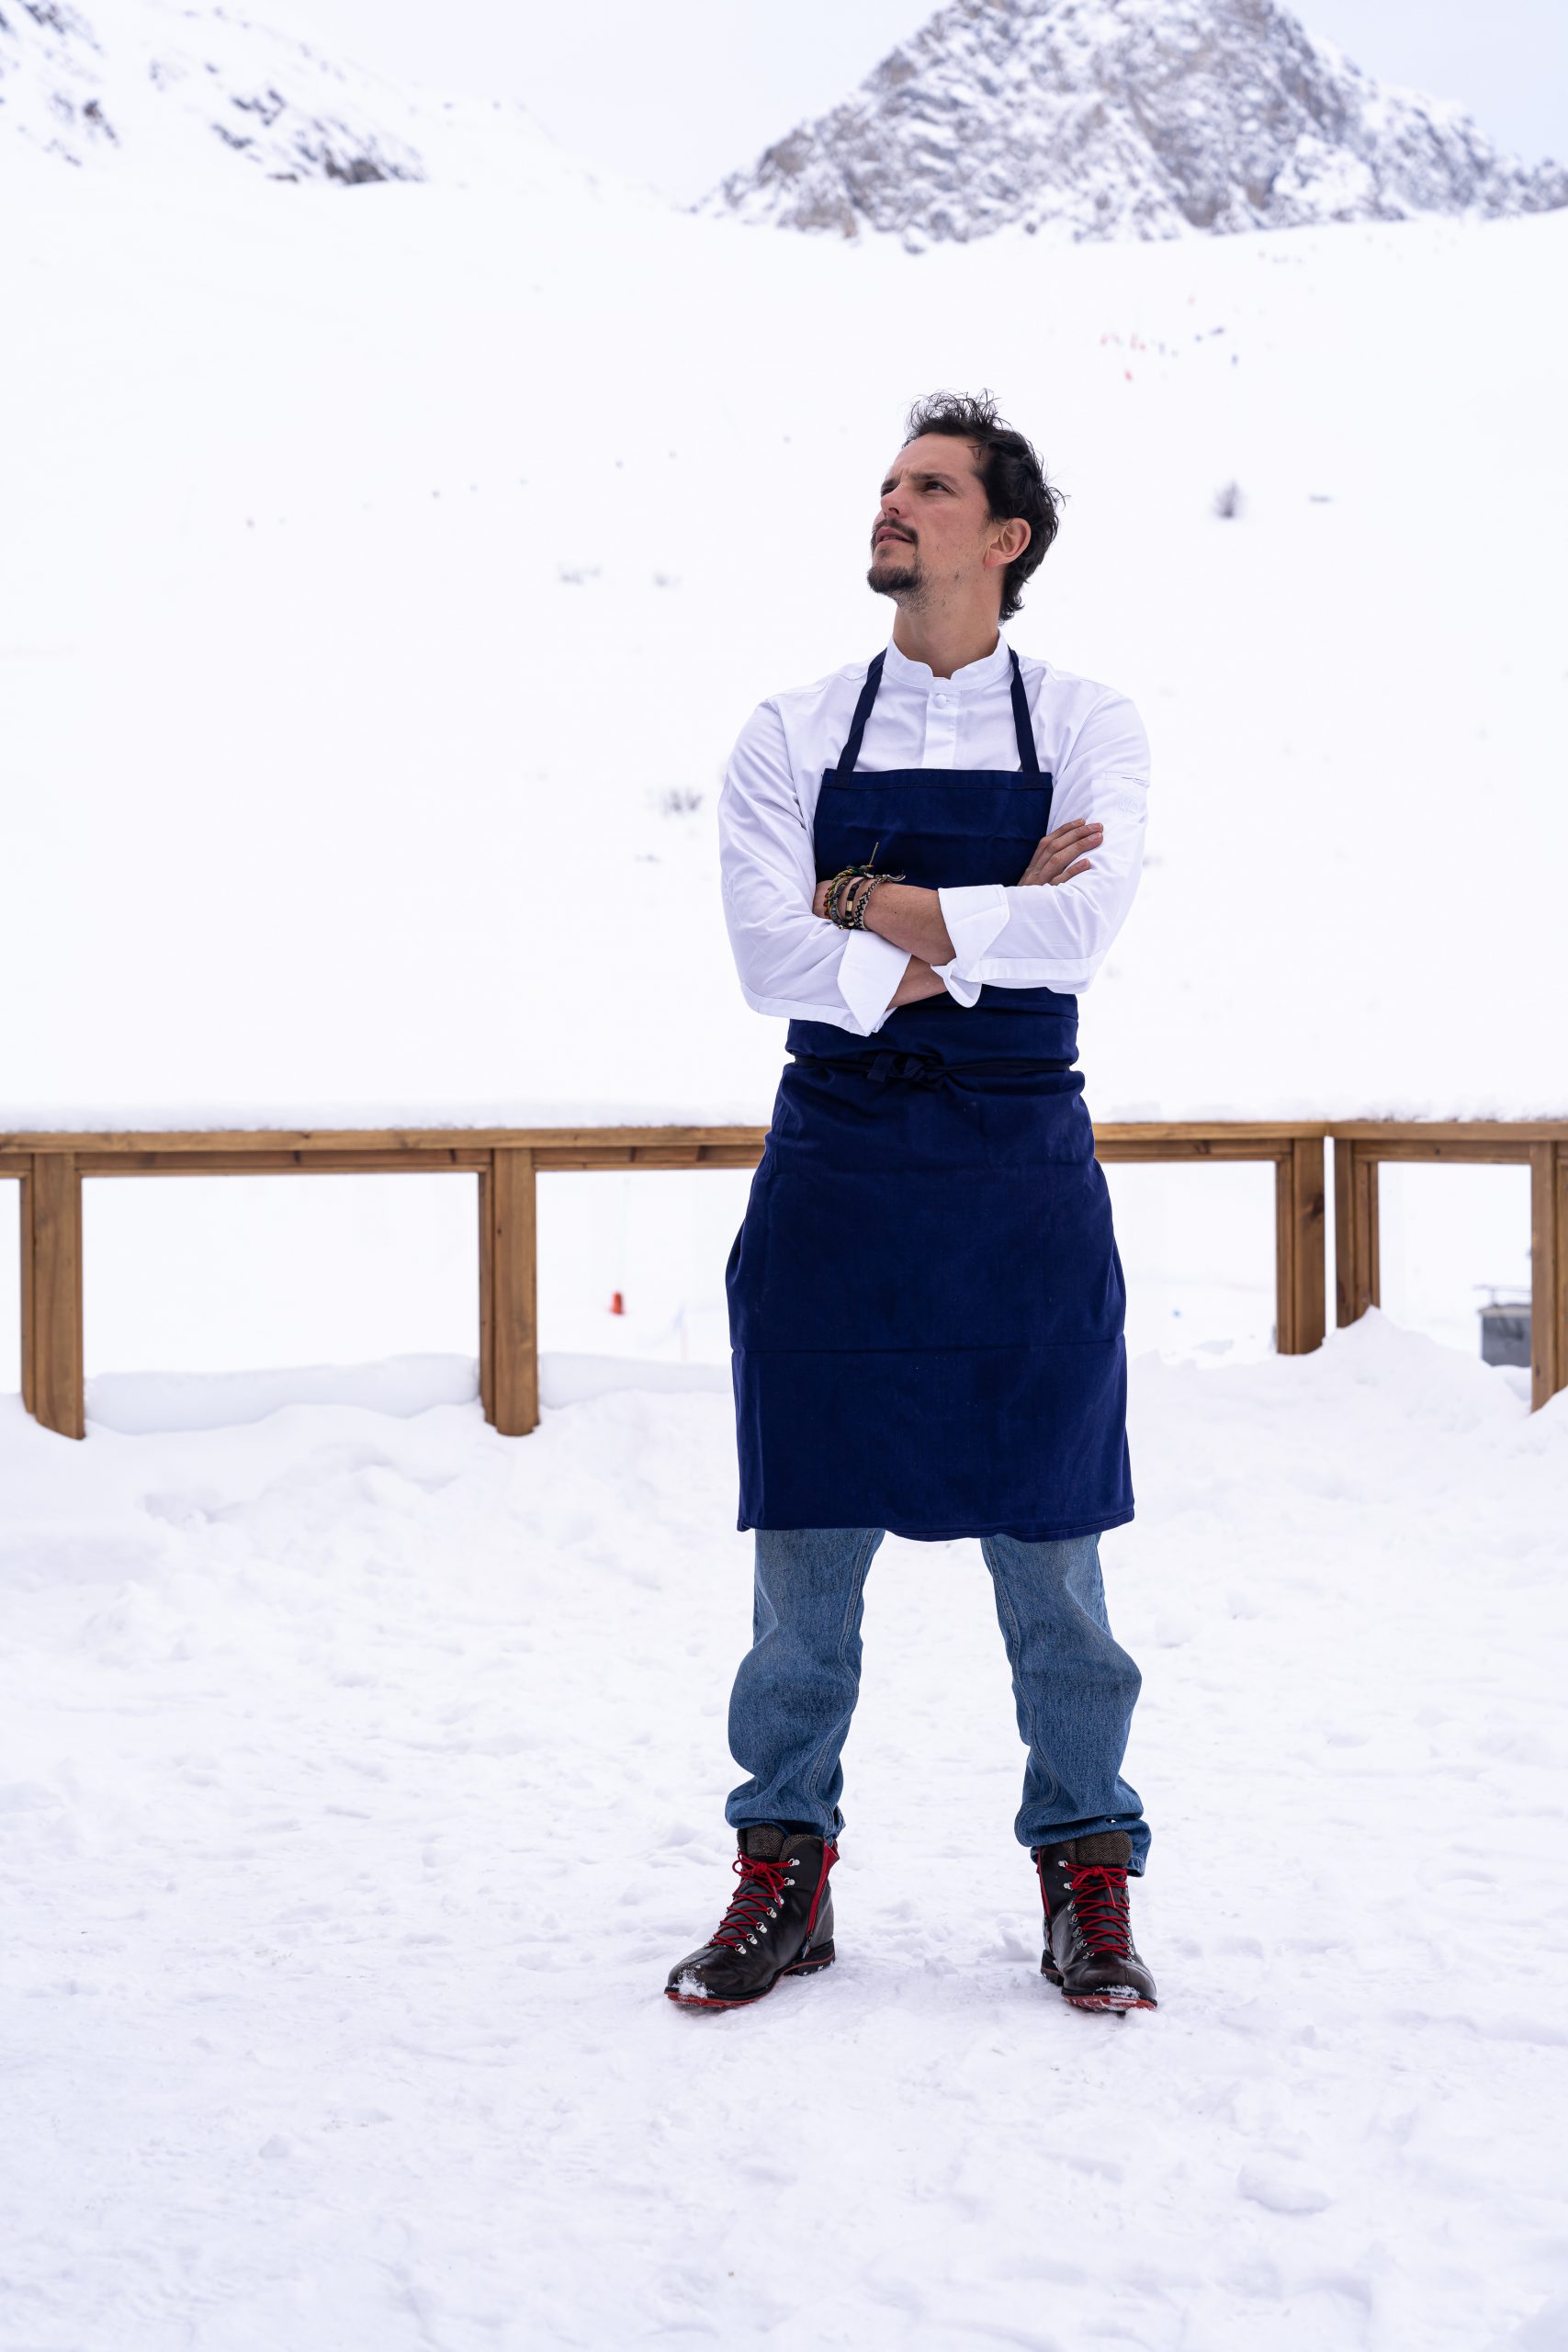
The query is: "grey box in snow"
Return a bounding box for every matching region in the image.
[1479,1303,1531,1368]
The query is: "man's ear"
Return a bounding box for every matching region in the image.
[985,516,1032,571]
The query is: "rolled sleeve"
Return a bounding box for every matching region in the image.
[838,929,911,1033]
[932,883,1009,1003]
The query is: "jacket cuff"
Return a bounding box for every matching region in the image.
[838,927,913,1035]
[933,884,1009,1001]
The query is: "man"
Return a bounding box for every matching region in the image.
[666,391,1156,2015]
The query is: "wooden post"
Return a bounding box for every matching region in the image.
[477,1164,494,1423]
[28,1151,85,1439]
[1529,1143,1562,1414]
[1334,1140,1380,1327]
[18,1168,34,1414]
[486,1147,539,1435]
[1333,1139,1353,1327]
[1274,1136,1325,1354]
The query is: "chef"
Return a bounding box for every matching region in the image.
[666,392,1158,2015]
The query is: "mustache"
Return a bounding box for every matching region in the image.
[872,524,917,549]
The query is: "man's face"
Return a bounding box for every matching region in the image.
[867,433,1000,606]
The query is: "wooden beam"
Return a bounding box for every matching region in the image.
[1092,1123,1325,1145]
[488,1148,538,1437]
[1330,1120,1568,1145]
[1529,1144,1562,1413]
[1275,1136,1325,1354]
[74,1149,491,1177]
[28,1151,84,1439]
[0,1125,776,1159]
[1095,1138,1290,1164]
[14,1117,1568,1160]
[0,1118,1337,1160]
[531,1144,764,1171]
[1335,1138,1534,1166]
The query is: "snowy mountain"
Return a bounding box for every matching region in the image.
[0,0,562,187]
[705,0,1568,248]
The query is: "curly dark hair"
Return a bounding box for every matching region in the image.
[903,390,1063,622]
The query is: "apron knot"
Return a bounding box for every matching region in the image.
[867,1050,946,1090]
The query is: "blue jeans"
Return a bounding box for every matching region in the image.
[725,1528,1150,1874]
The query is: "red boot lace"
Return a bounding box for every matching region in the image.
[1066,1864,1132,1958]
[710,1854,791,1952]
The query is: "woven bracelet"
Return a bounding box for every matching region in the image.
[823,865,906,931]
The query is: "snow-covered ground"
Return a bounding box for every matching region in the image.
[3,161,1564,1130]
[2,27,1565,2344]
[2,1316,1565,2349]
[3,118,1562,1385]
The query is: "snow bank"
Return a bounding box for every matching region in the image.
[2,1313,1564,2346]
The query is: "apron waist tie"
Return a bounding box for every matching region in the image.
[796,1049,1074,1090]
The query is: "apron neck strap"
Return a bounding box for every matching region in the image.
[832,651,886,781]
[1008,648,1041,775]
[832,645,1040,778]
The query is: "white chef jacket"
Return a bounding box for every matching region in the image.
[717,630,1151,1037]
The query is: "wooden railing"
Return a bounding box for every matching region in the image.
[1,1119,1562,1437]
[1332,1121,1568,1412]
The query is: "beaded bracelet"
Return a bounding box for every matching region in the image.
[822,863,906,931]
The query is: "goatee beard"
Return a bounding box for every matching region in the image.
[867,556,924,605]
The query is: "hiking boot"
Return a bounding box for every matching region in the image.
[665,1825,838,2008]
[1033,1830,1158,2012]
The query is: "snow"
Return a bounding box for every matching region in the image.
[0,0,592,194]
[4,123,1557,1382]
[1,27,1564,2339]
[1,161,1563,1133]
[3,1314,1565,2347]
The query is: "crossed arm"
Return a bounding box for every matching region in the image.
[811,818,1106,1009]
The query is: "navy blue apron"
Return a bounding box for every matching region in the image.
[727,648,1133,1542]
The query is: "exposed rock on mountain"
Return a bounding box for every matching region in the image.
[0,0,562,188]
[705,0,1568,247]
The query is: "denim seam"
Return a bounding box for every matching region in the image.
[799,1527,879,1814]
[983,1540,1063,1814]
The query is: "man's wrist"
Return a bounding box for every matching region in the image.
[865,882,953,966]
[864,881,916,939]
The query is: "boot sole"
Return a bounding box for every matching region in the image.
[1063,1990,1157,2012]
[1043,1962,1157,2012]
[665,1944,836,2010]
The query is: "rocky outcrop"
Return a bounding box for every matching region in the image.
[705,0,1568,247]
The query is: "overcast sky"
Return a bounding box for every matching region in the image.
[259,0,1567,198]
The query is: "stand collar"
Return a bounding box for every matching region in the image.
[883,630,1012,694]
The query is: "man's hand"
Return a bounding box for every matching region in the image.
[1018,818,1102,887]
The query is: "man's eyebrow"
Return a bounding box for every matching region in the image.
[881,467,961,492]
